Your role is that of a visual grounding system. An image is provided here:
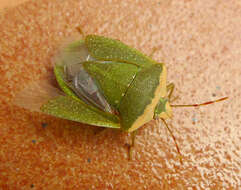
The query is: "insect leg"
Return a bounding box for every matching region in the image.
[167,83,180,103]
[76,26,85,38]
[167,83,175,100]
[128,130,138,160]
[149,46,164,59]
[161,119,183,164]
[149,47,159,58]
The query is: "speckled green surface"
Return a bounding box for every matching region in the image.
[86,35,155,67]
[41,96,120,128]
[119,64,164,131]
[83,61,139,110]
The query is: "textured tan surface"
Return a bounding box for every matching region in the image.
[0,0,28,9]
[0,0,240,189]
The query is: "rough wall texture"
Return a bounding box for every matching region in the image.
[0,0,240,189]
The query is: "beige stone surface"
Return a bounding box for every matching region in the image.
[0,0,28,9]
[0,0,240,189]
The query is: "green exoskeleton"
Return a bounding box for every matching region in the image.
[15,31,228,162]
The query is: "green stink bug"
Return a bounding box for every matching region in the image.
[14,32,228,161]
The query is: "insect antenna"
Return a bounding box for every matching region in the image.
[170,97,228,108]
[161,119,183,164]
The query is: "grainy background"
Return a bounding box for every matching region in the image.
[0,0,240,189]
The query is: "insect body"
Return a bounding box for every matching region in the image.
[43,35,173,133]
[15,33,227,161]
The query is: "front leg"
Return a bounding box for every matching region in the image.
[167,83,175,100]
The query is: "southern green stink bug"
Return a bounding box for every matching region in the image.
[15,31,228,161]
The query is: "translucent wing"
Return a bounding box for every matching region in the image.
[13,77,63,112]
[13,77,120,128]
[54,39,93,68]
[55,40,114,114]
